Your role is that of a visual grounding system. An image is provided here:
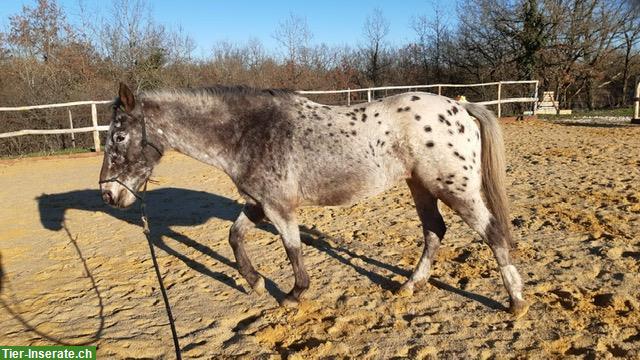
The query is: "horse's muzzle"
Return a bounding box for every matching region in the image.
[102,189,115,206]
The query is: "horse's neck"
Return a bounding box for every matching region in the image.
[149,98,235,174]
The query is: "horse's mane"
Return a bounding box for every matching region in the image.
[143,85,295,97]
[198,85,295,98]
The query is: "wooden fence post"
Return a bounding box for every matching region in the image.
[347,88,351,106]
[367,89,372,102]
[91,103,101,152]
[437,85,442,96]
[497,82,502,118]
[632,81,640,124]
[68,109,76,148]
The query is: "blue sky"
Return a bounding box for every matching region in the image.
[0,0,457,56]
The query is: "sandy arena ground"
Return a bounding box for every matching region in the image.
[0,118,639,359]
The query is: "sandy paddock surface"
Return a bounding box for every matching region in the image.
[0,119,639,359]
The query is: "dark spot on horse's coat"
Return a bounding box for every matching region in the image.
[351,130,357,136]
[360,107,366,112]
[447,109,452,116]
[453,151,466,161]
[378,121,382,125]
[472,151,476,158]
[426,141,435,147]
[448,129,454,135]
[447,142,453,147]
[463,176,469,180]
[323,105,331,110]
[374,112,379,117]
[413,114,421,122]
[306,128,313,133]
[380,141,385,146]
[385,131,390,135]
[411,95,420,101]
[436,177,442,181]
[329,133,334,136]
[448,174,455,178]
[452,106,459,114]
[404,106,411,111]
[445,180,454,185]
[462,183,467,187]
[458,124,465,133]
[438,114,446,123]
[351,116,357,121]
[350,121,355,126]
[463,165,468,170]
[397,108,404,112]
[300,115,306,119]
[445,119,451,126]
[424,126,432,132]
[361,114,367,122]
[306,105,312,109]
[456,188,465,192]
[446,99,452,103]
[327,123,333,127]
[476,131,480,139]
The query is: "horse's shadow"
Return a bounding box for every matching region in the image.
[35,187,505,309]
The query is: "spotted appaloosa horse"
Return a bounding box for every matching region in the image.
[99,83,528,317]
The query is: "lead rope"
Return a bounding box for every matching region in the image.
[101,103,182,359]
[139,182,182,360]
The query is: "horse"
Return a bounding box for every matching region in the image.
[99,83,529,317]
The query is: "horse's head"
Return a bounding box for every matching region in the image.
[99,83,163,208]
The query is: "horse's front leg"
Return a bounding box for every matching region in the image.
[229,203,266,294]
[263,206,309,307]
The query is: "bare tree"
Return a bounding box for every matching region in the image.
[620,8,640,105]
[361,8,391,86]
[273,13,312,87]
[412,4,451,83]
[7,0,74,62]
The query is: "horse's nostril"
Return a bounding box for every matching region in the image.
[102,190,114,205]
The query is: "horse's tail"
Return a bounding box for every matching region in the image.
[462,102,514,247]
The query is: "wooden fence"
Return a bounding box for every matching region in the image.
[633,81,640,124]
[0,100,111,152]
[0,80,540,153]
[299,80,540,118]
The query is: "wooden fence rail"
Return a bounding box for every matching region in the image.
[0,100,111,152]
[0,81,540,153]
[298,80,540,118]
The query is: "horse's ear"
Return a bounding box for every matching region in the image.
[118,82,136,112]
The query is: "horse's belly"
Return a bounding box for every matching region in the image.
[298,160,406,206]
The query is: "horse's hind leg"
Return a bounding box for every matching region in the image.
[229,203,266,294]
[262,206,309,307]
[398,178,446,296]
[446,192,529,318]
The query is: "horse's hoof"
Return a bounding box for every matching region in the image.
[509,299,530,319]
[280,295,299,308]
[396,282,414,297]
[250,277,265,295]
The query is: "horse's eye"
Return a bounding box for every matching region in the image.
[114,133,126,143]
